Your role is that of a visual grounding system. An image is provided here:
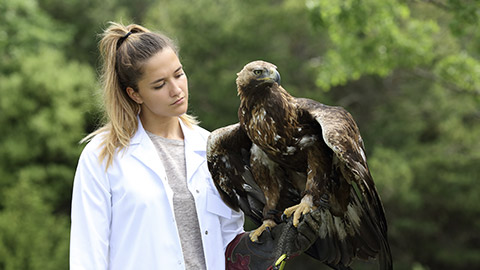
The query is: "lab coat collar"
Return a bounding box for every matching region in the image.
[129,118,166,180]
[130,116,206,183]
[180,119,207,183]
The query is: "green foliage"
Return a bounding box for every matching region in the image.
[434,52,480,93]
[0,0,95,268]
[307,0,440,89]
[0,179,69,270]
[366,81,480,269]
[307,0,480,96]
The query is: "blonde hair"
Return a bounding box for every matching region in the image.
[83,22,198,168]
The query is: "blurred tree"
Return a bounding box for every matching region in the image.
[0,0,95,268]
[37,0,157,66]
[0,178,69,270]
[307,0,480,93]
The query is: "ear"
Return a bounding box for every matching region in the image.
[126,87,143,104]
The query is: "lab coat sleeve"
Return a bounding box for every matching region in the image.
[220,208,245,251]
[70,144,112,270]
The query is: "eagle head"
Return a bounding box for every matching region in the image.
[236,60,281,94]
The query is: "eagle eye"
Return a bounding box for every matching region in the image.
[253,69,262,76]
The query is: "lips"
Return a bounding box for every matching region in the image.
[171,97,185,105]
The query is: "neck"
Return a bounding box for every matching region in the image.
[140,114,184,140]
[239,83,294,110]
[239,84,272,108]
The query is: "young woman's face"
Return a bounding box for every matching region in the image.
[128,47,189,122]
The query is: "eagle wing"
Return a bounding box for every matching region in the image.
[206,123,265,223]
[296,97,392,269]
[207,122,354,270]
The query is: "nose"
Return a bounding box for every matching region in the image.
[170,81,183,96]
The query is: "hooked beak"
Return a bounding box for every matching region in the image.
[272,69,281,85]
[259,68,281,85]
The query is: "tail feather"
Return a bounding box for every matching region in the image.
[379,236,392,270]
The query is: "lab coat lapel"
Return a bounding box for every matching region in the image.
[129,119,167,181]
[129,117,206,186]
[181,120,207,184]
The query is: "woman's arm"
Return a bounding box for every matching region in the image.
[219,207,245,250]
[70,145,112,270]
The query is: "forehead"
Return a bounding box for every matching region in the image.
[244,60,276,71]
[141,47,181,77]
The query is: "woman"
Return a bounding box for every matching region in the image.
[70,22,317,270]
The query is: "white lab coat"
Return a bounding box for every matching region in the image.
[70,118,244,270]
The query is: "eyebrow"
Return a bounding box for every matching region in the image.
[150,66,183,85]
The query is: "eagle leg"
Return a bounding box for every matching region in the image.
[249,198,281,242]
[284,148,326,227]
[249,219,277,242]
[248,144,283,241]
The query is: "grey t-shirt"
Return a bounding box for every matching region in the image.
[147,131,207,270]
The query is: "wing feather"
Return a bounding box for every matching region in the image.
[296,98,392,269]
[207,123,264,223]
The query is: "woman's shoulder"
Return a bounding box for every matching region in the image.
[78,131,109,163]
[193,124,211,138]
[182,121,210,143]
[83,131,106,149]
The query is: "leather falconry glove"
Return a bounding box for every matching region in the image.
[225,210,320,270]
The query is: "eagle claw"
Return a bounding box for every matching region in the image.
[283,195,316,227]
[249,219,277,242]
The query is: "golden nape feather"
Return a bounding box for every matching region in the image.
[207,60,392,270]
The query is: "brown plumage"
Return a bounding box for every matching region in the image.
[207,60,392,269]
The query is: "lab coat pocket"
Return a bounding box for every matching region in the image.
[206,189,232,219]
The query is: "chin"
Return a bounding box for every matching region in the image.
[177,107,188,116]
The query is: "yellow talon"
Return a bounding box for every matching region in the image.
[249,219,277,242]
[283,195,316,227]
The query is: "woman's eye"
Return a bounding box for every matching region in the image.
[175,72,184,78]
[253,70,262,76]
[153,83,165,90]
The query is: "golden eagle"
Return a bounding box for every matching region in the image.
[207,60,392,269]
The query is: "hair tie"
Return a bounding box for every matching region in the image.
[123,31,132,39]
[117,32,133,48]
